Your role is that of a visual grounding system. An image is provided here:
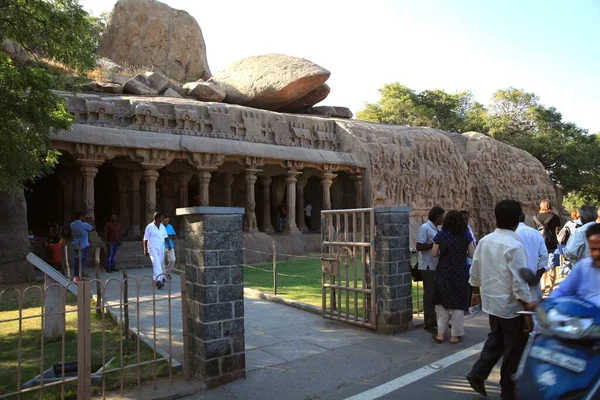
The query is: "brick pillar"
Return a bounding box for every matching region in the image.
[177,206,246,388]
[374,207,413,334]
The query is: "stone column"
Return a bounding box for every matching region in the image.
[116,171,131,234]
[261,176,274,233]
[297,177,307,232]
[225,173,235,207]
[177,206,246,389]
[143,168,160,224]
[321,172,336,211]
[59,174,74,227]
[197,170,212,207]
[374,207,413,334]
[179,173,192,208]
[44,275,65,338]
[245,171,258,232]
[285,172,300,232]
[74,168,83,214]
[352,174,363,208]
[80,163,101,221]
[128,169,143,237]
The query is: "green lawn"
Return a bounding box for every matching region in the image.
[244,256,424,314]
[0,283,173,399]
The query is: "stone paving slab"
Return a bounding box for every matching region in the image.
[89,268,380,373]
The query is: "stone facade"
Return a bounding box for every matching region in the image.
[179,207,246,388]
[374,208,413,334]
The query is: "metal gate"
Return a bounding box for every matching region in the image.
[321,208,377,329]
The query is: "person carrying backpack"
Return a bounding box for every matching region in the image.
[564,205,598,264]
[557,210,582,275]
[533,200,561,293]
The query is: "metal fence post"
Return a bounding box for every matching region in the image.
[77,281,92,400]
[272,241,277,295]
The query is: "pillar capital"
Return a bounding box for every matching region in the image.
[143,169,160,181]
[133,149,174,169]
[74,143,111,166]
[190,153,225,171]
[261,175,272,185]
[244,157,265,172]
[80,164,99,177]
[285,160,304,173]
[297,175,308,188]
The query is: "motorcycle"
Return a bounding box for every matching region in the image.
[515,268,600,400]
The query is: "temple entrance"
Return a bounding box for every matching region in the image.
[94,164,119,232]
[25,172,63,237]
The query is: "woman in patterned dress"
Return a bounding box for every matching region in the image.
[431,210,475,344]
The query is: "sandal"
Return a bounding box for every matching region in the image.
[433,334,444,344]
[450,336,464,344]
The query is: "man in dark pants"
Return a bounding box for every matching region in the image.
[416,206,445,333]
[467,200,537,399]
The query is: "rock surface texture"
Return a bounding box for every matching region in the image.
[98,0,211,82]
[0,189,34,284]
[211,54,331,110]
[278,84,331,113]
[184,81,226,102]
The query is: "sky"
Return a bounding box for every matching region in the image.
[80,0,600,133]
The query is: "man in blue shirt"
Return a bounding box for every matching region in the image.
[550,222,600,307]
[70,212,94,282]
[162,216,177,280]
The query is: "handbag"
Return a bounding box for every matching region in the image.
[411,262,423,282]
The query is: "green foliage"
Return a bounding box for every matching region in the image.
[357,84,600,200]
[0,0,97,190]
[563,191,600,212]
[356,83,483,132]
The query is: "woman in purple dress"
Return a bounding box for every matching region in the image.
[431,210,475,344]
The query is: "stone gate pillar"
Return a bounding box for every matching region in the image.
[177,206,246,388]
[128,169,143,237]
[374,207,413,334]
[143,168,160,224]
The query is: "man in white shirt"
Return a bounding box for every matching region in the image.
[304,200,313,231]
[416,206,445,333]
[144,212,171,289]
[565,205,598,263]
[467,200,537,400]
[515,212,548,299]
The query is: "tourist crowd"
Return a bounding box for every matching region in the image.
[416,200,600,399]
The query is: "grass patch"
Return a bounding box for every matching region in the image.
[244,256,424,314]
[0,284,174,399]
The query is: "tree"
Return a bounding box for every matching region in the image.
[356,83,484,132]
[0,0,97,191]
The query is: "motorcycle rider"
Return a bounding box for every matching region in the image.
[550,222,600,306]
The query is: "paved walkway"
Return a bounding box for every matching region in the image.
[91,268,381,372]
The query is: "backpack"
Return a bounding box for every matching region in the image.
[557,221,581,245]
[533,214,558,249]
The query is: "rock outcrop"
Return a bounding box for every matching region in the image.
[278,84,331,113]
[0,189,35,284]
[98,0,211,82]
[184,81,226,102]
[211,54,330,110]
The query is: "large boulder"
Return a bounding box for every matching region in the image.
[278,84,330,113]
[0,189,35,284]
[184,81,226,102]
[210,54,330,110]
[97,0,211,82]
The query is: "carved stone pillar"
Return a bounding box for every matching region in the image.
[261,176,274,233]
[80,163,100,221]
[74,168,83,215]
[352,174,363,208]
[58,174,73,226]
[297,177,308,232]
[116,170,131,234]
[143,168,160,224]
[225,173,235,207]
[244,157,264,233]
[285,161,304,232]
[190,153,225,207]
[179,173,192,208]
[128,170,143,237]
[74,144,111,220]
[245,172,258,232]
[321,164,338,211]
[197,171,212,206]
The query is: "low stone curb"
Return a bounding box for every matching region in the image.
[243,288,322,315]
[98,378,206,400]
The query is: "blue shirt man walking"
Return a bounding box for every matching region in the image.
[551,222,600,307]
[70,212,93,282]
